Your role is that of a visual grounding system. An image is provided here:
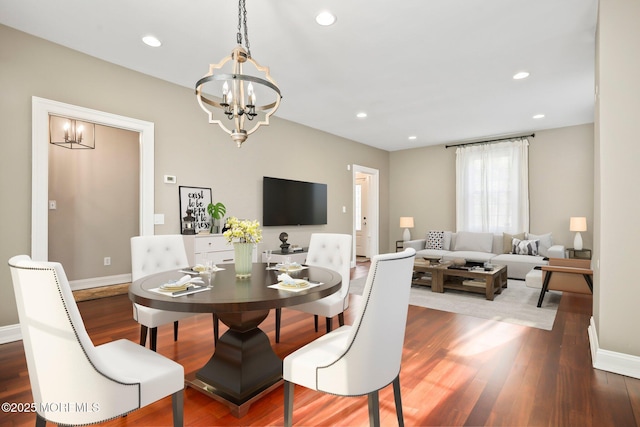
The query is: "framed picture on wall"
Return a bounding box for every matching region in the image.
[179,186,212,234]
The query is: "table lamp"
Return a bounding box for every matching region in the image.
[570,217,587,250]
[400,217,414,241]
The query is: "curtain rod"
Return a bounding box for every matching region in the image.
[445,133,535,149]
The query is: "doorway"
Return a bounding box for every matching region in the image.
[31,97,155,287]
[355,173,370,258]
[49,123,140,287]
[352,164,379,266]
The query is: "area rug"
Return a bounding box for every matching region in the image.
[349,277,560,330]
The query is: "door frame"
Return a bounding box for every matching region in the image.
[354,173,370,258]
[31,96,155,261]
[352,164,379,267]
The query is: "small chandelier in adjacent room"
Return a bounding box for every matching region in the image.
[49,115,95,149]
[195,0,282,147]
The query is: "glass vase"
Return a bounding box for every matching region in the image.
[234,242,253,278]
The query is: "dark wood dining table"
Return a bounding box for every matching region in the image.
[129,262,341,417]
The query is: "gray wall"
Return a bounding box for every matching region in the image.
[388,124,594,250]
[594,0,640,357]
[0,24,389,327]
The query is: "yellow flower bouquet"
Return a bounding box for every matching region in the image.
[223,217,263,244]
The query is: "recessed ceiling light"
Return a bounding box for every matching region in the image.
[408,136,417,140]
[513,71,530,80]
[316,11,337,26]
[356,112,367,118]
[142,35,162,47]
[533,114,545,119]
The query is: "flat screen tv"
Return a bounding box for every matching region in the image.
[263,177,327,226]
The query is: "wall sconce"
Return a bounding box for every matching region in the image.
[400,217,414,241]
[49,115,95,149]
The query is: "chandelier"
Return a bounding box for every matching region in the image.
[49,115,95,149]
[195,0,282,147]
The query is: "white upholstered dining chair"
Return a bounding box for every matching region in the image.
[9,255,184,427]
[275,233,352,343]
[283,248,416,427]
[131,235,218,351]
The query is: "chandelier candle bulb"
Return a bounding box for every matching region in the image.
[222,82,229,104]
[247,83,255,105]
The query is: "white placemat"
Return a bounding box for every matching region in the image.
[149,285,210,297]
[268,281,322,292]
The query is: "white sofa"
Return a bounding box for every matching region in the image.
[403,230,565,280]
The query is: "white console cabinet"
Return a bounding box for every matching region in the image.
[262,249,308,264]
[183,234,257,266]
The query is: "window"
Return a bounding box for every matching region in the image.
[456,139,529,233]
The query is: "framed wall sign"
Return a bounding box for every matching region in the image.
[179,186,212,233]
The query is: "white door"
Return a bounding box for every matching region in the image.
[355,173,370,257]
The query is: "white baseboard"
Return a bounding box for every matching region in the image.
[589,316,640,379]
[69,274,131,291]
[0,324,22,344]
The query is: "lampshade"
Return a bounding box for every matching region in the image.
[570,217,587,232]
[399,217,414,228]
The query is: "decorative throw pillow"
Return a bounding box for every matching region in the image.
[526,232,553,257]
[502,232,525,254]
[426,230,445,249]
[443,231,453,250]
[454,231,494,253]
[512,238,539,256]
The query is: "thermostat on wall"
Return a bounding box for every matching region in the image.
[164,175,177,184]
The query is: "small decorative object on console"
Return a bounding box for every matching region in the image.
[182,209,196,235]
[279,232,290,253]
[207,201,226,234]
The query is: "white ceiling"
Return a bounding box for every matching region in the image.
[0,0,598,151]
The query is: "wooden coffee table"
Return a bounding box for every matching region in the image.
[413,260,508,301]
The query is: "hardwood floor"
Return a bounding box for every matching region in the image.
[2,260,639,426]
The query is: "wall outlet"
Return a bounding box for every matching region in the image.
[104,257,111,266]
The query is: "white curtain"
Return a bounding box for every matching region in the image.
[456,138,529,233]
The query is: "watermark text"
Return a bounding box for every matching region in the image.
[2,402,100,413]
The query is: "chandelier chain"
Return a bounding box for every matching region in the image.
[236,0,251,57]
